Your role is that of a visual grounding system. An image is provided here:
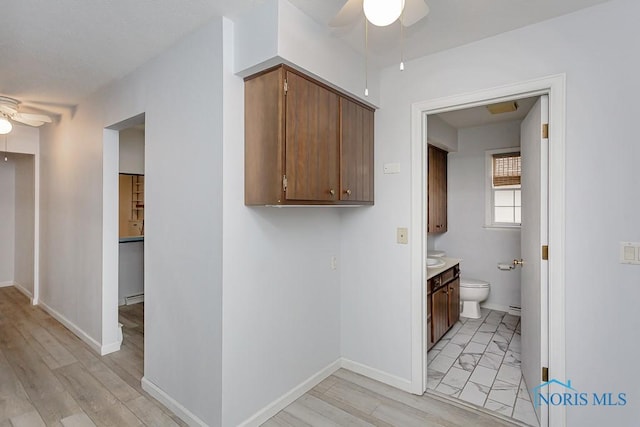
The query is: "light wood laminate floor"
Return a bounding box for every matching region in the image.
[2,286,520,427]
[263,368,521,426]
[0,286,186,427]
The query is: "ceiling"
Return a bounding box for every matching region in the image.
[437,96,538,129]
[0,0,610,110]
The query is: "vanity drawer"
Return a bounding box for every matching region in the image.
[441,267,456,285]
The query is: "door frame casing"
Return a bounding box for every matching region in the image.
[409,75,566,426]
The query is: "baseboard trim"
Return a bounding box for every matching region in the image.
[238,359,342,427]
[101,341,122,355]
[0,280,14,288]
[125,293,144,305]
[13,282,34,303]
[340,358,413,393]
[480,302,511,313]
[38,300,104,355]
[508,305,522,316]
[141,377,208,427]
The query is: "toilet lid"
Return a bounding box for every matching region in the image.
[427,250,446,258]
[460,278,490,288]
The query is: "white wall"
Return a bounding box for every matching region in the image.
[0,160,16,285]
[234,0,380,107]
[13,154,35,295]
[39,19,225,425]
[118,241,143,304]
[427,115,458,152]
[119,127,145,174]
[433,121,522,311]
[221,18,342,426]
[340,0,640,424]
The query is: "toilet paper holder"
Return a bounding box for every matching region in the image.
[497,261,519,271]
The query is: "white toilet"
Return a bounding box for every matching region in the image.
[459,278,491,319]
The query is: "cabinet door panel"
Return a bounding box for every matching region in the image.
[340,98,374,202]
[432,286,449,344]
[285,71,339,201]
[245,67,284,205]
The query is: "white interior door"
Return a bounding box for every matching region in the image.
[520,95,549,426]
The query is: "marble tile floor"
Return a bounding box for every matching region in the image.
[427,308,540,426]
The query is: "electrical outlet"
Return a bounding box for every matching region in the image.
[620,242,640,265]
[397,227,408,244]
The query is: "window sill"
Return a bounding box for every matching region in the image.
[483,224,521,230]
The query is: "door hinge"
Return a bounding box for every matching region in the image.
[284,79,288,94]
[542,366,549,382]
[282,175,288,192]
[542,123,549,139]
[542,245,549,260]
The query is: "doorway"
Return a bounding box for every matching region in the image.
[101,113,145,357]
[0,131,39,307]
[409,75,566,426]
[425,96,541,425]
[115,121,146,381]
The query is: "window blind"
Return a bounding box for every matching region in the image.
[493,152,521,186]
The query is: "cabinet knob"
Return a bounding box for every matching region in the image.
[345,189,352,196]
[329,189,336,196]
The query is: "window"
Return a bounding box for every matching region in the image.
[486,149,521,227]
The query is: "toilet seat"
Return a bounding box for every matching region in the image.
[460,278,490,288]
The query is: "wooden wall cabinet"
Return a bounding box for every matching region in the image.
[427,264,460,351]
[244,65,374,206]
[428,144,448,233]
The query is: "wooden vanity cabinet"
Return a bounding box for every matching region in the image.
[244,65,374,206]
[428,145,448,233]
[427,264,460,350]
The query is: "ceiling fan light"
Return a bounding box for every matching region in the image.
[363,0,405,27]
[0,117,12,134]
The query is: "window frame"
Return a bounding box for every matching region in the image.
[485,147,522,228]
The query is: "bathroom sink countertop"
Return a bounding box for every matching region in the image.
[426,257,461,280]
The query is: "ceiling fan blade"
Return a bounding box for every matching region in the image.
[11,116,45,127]
[0,104,18,115]
[401,0,430,27]
[13,112,53,123]
[329,0,363,27]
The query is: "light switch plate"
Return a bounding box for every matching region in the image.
[383,163,401,174]
[620,242,640,265]
[397,227,408,244]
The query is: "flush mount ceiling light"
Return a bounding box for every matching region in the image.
[363,0,405,27]
[0,116,12,135]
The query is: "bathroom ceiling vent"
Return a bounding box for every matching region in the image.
[486,101,519,115]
